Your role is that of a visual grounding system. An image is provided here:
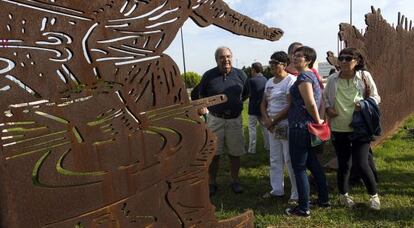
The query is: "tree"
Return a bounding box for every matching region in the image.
[242,66,252,78]
[263,66,272,79]
[181,71,201,88]
[243,65,272,79]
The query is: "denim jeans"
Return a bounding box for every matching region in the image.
[289,125,329,211]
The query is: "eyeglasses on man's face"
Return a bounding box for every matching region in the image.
[338,55,354,62]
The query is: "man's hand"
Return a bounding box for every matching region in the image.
[197,107,208,116]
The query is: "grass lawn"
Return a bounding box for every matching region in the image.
[210,105,414,227]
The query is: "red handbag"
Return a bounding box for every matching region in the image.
[307,122,331,147]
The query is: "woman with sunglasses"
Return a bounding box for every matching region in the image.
[260,51,298,203]
[324,47,381,210]
[285,46,329,217]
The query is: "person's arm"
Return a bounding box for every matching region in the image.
[196,74,209,115]
[272,95,290,123]
[241,72,250,101]
[198,73,208,98]
[323,76,338,118]
[298,82,323,124]
[365,71,381,104]
[274,78,295,123]
[260,95,273,130]
[190,84,200,100]
[260,90,290,130]
[326,106,338,118]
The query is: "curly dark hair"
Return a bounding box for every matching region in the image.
[270,51,290,65]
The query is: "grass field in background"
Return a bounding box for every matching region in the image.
[210,104,414,227]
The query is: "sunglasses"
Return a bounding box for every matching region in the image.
[338,55,354,62]
[269,60,284,65]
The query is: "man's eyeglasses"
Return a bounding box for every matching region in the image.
[269,60,283,65]
[338,55,354,62]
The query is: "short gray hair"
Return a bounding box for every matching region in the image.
[288,42,303,55]
[214,46,232,60]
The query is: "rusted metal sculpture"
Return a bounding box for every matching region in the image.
[0,1,282,227]
[331,6,414,145]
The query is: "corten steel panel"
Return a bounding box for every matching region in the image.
[334,6,414,145]
[0,0,282,227]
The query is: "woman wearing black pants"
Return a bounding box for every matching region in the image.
[324,48,381,210]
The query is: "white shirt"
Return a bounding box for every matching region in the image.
[264,74,296,126]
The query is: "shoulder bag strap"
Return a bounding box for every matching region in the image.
[361,71,371,99]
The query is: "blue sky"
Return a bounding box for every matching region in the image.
[165,0,414,75]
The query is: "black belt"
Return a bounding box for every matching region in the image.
[210,112,239,119]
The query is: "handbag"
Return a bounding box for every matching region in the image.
[307,122,331,147]
[361,71,371,99]
[273,124,288,140]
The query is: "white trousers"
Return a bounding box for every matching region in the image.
[268,132,298,200]
[248,115,269,154]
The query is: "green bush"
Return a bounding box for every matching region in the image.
[181,71,201,88]
[242,65,272,79]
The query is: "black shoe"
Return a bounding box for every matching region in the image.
[285,206,310,217]
[309,200,331,209]
[230,182,243,194]
[209,184,217,196]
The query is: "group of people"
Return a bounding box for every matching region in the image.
[194,42,381,217]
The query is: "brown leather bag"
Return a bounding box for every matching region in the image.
[361,71,371,99]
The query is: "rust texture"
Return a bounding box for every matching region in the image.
[0,0,282,227]
[335,6,414,145]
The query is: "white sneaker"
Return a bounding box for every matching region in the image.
[288,198,298,205]
[339,193,355,208]
[370,194,381,210]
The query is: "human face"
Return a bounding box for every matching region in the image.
[289,44,302,61]
[216,48,232,74]
[292,51,310,72]
[269,59,286,76]
[338,54,358,72]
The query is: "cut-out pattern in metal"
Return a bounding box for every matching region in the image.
[334,6,414,144]
[0,0,282,227]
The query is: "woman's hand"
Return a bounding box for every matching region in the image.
[326,107,338,118]
[354,102,361,111]
[263,118,274,130]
